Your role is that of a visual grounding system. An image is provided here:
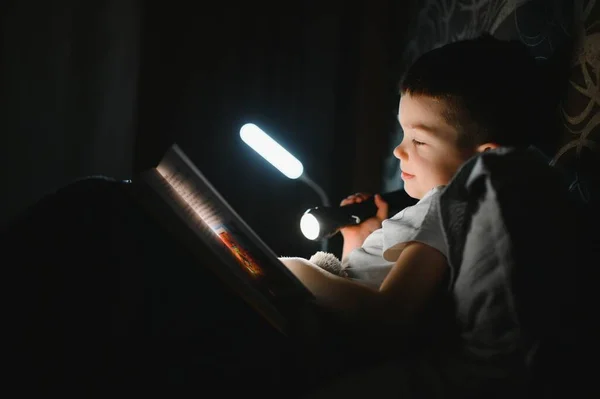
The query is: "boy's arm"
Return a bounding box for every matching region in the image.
[341,231,371,261]
[282,241,447,330]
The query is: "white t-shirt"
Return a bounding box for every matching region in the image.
[344,186,447,287]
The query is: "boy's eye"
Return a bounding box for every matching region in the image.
[412,139,425,146]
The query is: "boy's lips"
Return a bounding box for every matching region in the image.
[401,171,415,180]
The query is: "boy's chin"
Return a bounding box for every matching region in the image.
[403,184,422,200]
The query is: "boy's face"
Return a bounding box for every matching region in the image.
[395,93,476,199]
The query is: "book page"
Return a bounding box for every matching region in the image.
[139,169,289,334]
[156,163,265,280]
[152,144,313,301]
[157,163,224,231]
[139,144,316,335]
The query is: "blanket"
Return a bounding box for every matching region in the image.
[438,147,581,394]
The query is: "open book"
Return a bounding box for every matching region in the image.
[134,144,314,335]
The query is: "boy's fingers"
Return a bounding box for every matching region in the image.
[341,192,371,206]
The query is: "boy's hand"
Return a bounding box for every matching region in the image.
[340,193,389,259]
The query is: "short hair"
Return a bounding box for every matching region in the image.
[399,34,549,150]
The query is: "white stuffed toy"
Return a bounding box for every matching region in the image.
[308,251,347,277]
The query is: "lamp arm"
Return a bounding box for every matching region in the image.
[299,174,330,207]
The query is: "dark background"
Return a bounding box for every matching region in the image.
[0,0,414,259]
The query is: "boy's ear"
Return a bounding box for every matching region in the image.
[476,142,499,153]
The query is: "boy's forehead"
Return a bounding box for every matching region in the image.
[399,94,449,118]
[398,94,455,136]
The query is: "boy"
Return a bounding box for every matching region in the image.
[282,35,539,332]
[280,34,556,397]
[281,34,546,337]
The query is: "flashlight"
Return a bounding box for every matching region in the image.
[300,190,415,240]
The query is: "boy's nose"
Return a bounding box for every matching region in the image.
[393,143,407,161]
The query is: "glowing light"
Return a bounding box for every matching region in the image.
[240,123,304,179]
[300,212,320,240]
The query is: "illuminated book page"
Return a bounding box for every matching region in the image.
[157,163,224,231]
[156,161,265,280]
[150,145,313,306]
[141,145,313,335]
